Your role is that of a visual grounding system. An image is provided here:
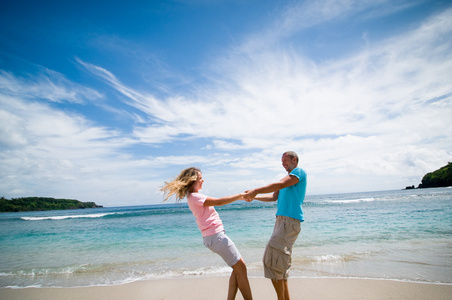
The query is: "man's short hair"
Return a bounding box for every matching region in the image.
[283,151,299,163]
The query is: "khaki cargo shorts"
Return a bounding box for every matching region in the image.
[263,216,301,280]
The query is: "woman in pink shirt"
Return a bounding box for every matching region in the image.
[161,167,252,300]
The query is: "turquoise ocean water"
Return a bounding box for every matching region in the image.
[1,188,451,288]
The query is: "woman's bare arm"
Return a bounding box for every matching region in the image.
[203,193,245,207]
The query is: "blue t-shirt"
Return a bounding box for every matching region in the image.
[276,167,307,221]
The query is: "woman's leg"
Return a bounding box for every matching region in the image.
[204,232,252,299]
[230,258,252,300]
[227,270,238,300]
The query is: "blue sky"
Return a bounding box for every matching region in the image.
[1,0,451,207]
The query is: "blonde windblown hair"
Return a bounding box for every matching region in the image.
[160,167,201,202]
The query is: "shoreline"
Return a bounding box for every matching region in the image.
[1,277,452,300]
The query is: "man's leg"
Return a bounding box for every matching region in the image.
[265,217,299,300]
[283,279,290,300]
[271,279,286,300]
[271,279,290,300]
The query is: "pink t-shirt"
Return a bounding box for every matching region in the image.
[187,192,224,237]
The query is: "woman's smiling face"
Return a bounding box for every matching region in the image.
[191,171,204,192]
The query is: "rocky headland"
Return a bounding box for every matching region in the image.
[405,162,452,189]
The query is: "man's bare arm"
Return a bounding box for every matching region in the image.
[244,175,299,200]
[253,191,278,202]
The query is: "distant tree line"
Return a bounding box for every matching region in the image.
[0,197,103,212]
[418,162,452,189]
[406,162,452,189]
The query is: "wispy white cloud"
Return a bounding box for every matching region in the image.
[0,69,102,104]
[239,0,419,54]
[82,6,451,150]
[1,2,451,205]
[80,5,451,195]
[0,89,146,205]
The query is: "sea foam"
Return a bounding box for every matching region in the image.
[21,213,116,221]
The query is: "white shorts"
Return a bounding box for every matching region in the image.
[203,231,241,267]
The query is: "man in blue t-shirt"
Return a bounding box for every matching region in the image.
[244,151,307,300]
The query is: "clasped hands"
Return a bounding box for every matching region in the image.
[240,190,257,202]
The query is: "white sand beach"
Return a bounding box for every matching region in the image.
[1,277,451,300]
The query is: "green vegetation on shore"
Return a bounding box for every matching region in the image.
[0,197,103,212]
[406,162,452,189]
[418,162,452,189]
